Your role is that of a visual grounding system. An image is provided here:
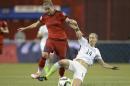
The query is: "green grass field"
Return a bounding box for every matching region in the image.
[0,63,130,86]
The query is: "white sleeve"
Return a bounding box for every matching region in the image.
[78,37,88,46]
[95,48,102,60]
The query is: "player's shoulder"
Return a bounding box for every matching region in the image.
[94,47,101,53]
[55,10,62,13]
[81,37,88,42]
[40,13,48,21]
[41,13,48,18]
[78,37,88,46]
[55,10,66,16]
[94,47,99,51]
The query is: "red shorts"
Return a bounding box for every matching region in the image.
[44,38,68,59]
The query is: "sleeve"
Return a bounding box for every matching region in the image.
[39,16,45,25]
[78,37,88,47]
[59,12,68,22]
[95,48,103,60]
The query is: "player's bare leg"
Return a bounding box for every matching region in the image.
[31,52,49,79]
[72,79,82,86]
[44,59,69,79]
[44,53,54,74]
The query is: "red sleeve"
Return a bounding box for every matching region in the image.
[59,12,68,22]
[39,16,45,25]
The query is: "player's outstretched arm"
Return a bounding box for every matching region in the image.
[65,18,78,29]
[97,59,119,70]
[65,18,83,39]
[17,21,42,32]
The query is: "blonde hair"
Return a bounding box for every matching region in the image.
[89,33,98,39]
[43,2,53,7]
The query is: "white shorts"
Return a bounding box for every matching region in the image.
[68,60,87,82]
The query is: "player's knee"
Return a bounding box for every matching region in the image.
[41,52,49,59]
[72,79,82,86]
[58,59,69,68]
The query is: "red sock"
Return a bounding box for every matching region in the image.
[38,57,46,69]
[59,67,65,77]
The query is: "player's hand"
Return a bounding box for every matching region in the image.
[76,30,83,39]
[69,20,79,29]
[70,24,78,30]
[69,19,78,26]
[17,27,26,32]
[111,66,119,70]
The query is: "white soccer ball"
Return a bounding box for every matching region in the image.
[58,77,71,86]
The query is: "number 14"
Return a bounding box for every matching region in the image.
[86,49,92,56]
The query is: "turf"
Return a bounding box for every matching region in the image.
[0,63,130,86]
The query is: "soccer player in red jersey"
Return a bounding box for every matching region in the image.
[0,20,9,54]
[18,1,82,78]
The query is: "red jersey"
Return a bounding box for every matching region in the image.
[40,11,67,39]
[0,21,7,42]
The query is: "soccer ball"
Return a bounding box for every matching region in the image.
[58,77,71,86]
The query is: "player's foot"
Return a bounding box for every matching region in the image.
[31,72,41,79]
[37,76,47,81]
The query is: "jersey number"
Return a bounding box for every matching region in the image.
[86,49,92,56]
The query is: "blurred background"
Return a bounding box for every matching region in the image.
[0,0,130,63]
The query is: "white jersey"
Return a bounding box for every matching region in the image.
[38,25,48,51]
[74,37,102,65]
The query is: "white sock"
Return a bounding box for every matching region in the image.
[54,62,61,69]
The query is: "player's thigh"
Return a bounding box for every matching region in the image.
[43,39,54,55]
[69,61,87,82]
[54,41,68,59]
[72,78,82,86]
[41,52,49,59]
[44,40,54,51]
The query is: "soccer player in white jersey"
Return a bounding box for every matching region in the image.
[37,32,118,86]
[31,25,54,78]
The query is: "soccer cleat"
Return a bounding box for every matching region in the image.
[37,76,47,81]
[31,72,41,79]
[112,66,119,70]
